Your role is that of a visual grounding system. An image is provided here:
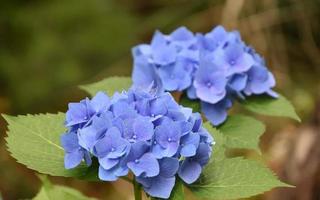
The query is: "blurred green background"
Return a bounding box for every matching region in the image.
[0,0,319,199]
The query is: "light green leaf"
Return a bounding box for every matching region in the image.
[80,76,132,96]
[189,157,291,200]
[219,115,265,152]
[204,122,226,162]
[3,113,95,179]
[33,175,96,200]
[241,94,300,122]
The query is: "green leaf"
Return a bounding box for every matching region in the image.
[33,175,96,200]
[241,94,300,122]
[180,94,200,113]
[3,113,95,179]
[169,179,185,200]
[80,76,132,96]
[203,122,226,162]
[219,115,265,152]
[189,157,291,200]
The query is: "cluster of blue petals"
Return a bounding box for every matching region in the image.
[61,90,213,198]
[132,26,278,125]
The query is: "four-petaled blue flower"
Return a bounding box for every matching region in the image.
[61,89,213,199]
[132,25,278,125]
[152,117,182,158]
[194,55,227,104]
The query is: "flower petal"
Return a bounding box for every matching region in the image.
[144,176,176,199]
[159,157,179,178]
[178,160,202,184]
[128,153,159,177]
[64,150,84,169]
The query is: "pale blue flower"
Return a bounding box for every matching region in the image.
[193,54,227,104]
[127,142,159,177]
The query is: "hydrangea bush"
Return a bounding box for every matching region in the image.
[3,26,300,200]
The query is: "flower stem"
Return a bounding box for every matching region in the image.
[133,178,142,200]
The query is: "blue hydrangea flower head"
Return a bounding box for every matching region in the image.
[131,25,278,126]
[61,88,213,198]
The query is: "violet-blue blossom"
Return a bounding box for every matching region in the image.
[193,54,227,104]
[131,25,278,125]
[152,117,182,158]
[214,42,254,76]
[61,88,213,199]
[158,58,193,91]
[65,92,110,127]
[127,141,159,177]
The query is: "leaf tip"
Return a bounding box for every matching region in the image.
[279,182,295,188]
[293,113,301,123]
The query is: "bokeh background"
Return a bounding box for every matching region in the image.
[0,0,319,199]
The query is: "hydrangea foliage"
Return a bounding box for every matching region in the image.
[132,26,278,125]
[61,90,213,198]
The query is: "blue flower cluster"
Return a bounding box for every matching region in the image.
[132,26,278,125]
[61,90,213,198]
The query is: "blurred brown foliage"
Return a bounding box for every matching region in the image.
[0,0,319,199]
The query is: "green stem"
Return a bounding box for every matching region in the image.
[133,178,142,200]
